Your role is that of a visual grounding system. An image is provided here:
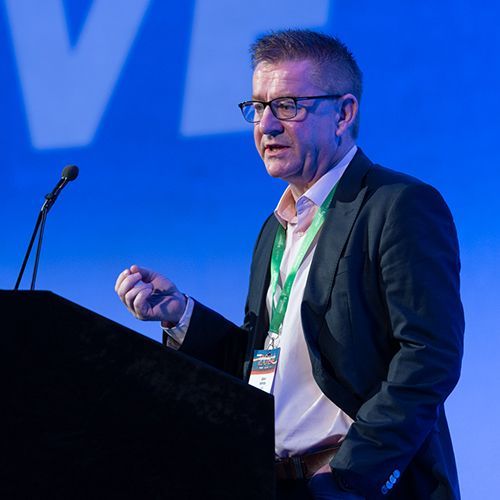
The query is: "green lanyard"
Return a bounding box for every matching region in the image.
[268,183,338,338]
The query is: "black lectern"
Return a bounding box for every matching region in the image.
[0,291,274,499]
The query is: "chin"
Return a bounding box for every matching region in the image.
[265,167,287,180]
[264,161,298,181]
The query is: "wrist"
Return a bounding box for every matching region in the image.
[161,293,188,328]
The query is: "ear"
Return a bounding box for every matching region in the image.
[335,94,359,137]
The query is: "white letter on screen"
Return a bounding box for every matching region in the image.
[5,0,151,149]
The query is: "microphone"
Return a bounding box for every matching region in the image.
[41,164,79,212]
[14,165,80,291]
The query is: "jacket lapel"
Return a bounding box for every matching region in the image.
[301,149,372,348]
[246,215,279,352]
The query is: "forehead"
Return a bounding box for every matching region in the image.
[252,59,325,99]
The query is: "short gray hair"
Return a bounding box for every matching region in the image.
[250,29,363,138]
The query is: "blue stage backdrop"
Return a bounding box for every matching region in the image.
[1,1,498,497]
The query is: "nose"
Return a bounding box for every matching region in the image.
[258,105,284,136]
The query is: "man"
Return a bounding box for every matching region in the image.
[116,30,464,499]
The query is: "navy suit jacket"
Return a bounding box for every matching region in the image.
[174,149,464,499]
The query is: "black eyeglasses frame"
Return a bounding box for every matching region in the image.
[238,94,344,123]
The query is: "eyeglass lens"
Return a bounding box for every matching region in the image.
[242,98,297,122]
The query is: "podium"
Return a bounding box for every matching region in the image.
[0,291,274,499]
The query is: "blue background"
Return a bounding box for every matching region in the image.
[1,1,498,497]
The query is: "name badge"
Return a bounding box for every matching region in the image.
[248,348,280,394]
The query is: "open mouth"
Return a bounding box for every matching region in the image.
[265,145,288,153]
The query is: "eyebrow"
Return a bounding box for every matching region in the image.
[250,94,294,101]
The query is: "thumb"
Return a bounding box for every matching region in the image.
[130,264,156,284]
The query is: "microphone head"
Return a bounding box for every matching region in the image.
[62,164,79,181]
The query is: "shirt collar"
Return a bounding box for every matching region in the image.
[274,145,358,227]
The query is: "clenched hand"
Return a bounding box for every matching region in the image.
[115,264,187,326]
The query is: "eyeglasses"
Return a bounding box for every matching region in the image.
[238,95,343,123]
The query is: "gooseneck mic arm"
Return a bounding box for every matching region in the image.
[14,165,79,291]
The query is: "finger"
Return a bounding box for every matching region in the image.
[116,272,143,301]
[131,264,156,284]
[114,268,131,293]
[133,266,178,297]
[124,282,152,311]
[133,286,156,320]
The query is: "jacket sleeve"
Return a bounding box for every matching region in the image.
[176,299,250,378]
[331,183,464,498]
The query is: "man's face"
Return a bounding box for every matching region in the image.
[252,59,345,192]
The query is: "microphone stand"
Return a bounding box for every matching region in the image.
[14,171,76,291]
[30,207,49,290]
[14,210,44,290]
